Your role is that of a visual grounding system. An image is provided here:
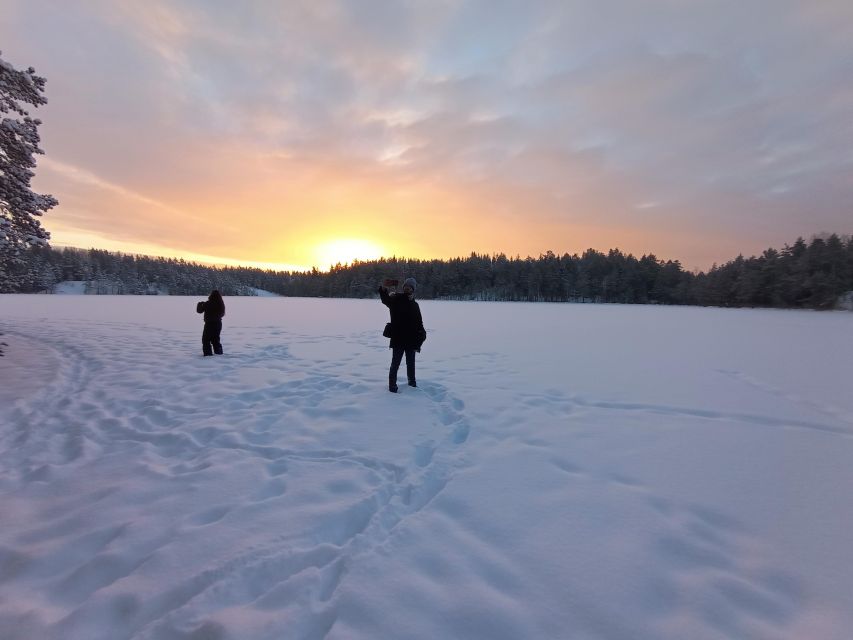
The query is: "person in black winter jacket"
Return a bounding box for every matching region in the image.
[379,277,426,392]
[196,289,225,356]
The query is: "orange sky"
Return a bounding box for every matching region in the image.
[6,1,852,272]
[39,150,711,272]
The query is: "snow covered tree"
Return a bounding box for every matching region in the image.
[0,51,57,290]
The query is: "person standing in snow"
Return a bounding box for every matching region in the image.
[196,289,225,356]
[379,277,426,393]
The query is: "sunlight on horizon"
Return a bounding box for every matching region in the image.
[50,226,400,273]
[313,238,387,270]
[50,227,312,273]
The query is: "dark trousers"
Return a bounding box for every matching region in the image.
[389,347,416,387]
[202,320,223,356]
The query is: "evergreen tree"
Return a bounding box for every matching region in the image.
[4,233,852,310]
[0,51,57,291]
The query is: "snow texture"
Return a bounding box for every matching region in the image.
[1,295,852,640]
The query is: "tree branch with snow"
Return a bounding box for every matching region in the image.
[0,50,57,261]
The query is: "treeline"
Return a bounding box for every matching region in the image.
[1,234,851,310]
[0,247,265,296]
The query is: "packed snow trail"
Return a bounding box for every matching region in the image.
[1,296,852,639]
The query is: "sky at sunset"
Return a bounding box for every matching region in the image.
[2,0,851,271]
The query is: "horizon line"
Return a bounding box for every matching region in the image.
[48,233,848,276]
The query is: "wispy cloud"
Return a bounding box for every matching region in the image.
[40,158,199,220]
[4,0,852,268]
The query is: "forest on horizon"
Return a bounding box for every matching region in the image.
[1,233,851,311]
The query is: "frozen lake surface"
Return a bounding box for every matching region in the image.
[1,295,852,639]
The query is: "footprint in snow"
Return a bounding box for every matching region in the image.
[413,442,436,467]
[186,505,232,526]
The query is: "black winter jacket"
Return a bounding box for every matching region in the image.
[197,299,225,323]
[379,287,426,350]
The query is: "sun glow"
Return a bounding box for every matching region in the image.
[313,238,386,269]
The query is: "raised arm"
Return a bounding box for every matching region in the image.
[378,286,391,307]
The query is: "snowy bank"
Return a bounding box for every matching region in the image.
[47,281,278,297]
[53,280,88,295]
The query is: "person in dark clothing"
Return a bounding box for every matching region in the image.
[379,277,426,393]
[196,289,225,356]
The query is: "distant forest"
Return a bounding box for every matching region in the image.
[1,234,852,310]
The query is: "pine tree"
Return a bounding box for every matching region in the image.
[0,51,57,290]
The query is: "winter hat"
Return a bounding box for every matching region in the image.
[403,277,417,291]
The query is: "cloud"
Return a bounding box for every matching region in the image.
[3,0,852,269]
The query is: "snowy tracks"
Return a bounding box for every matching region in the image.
[442,382,841,639]
[3,298,853,639]
[0,319,473,639]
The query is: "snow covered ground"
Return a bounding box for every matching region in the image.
[1,295,852,640]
